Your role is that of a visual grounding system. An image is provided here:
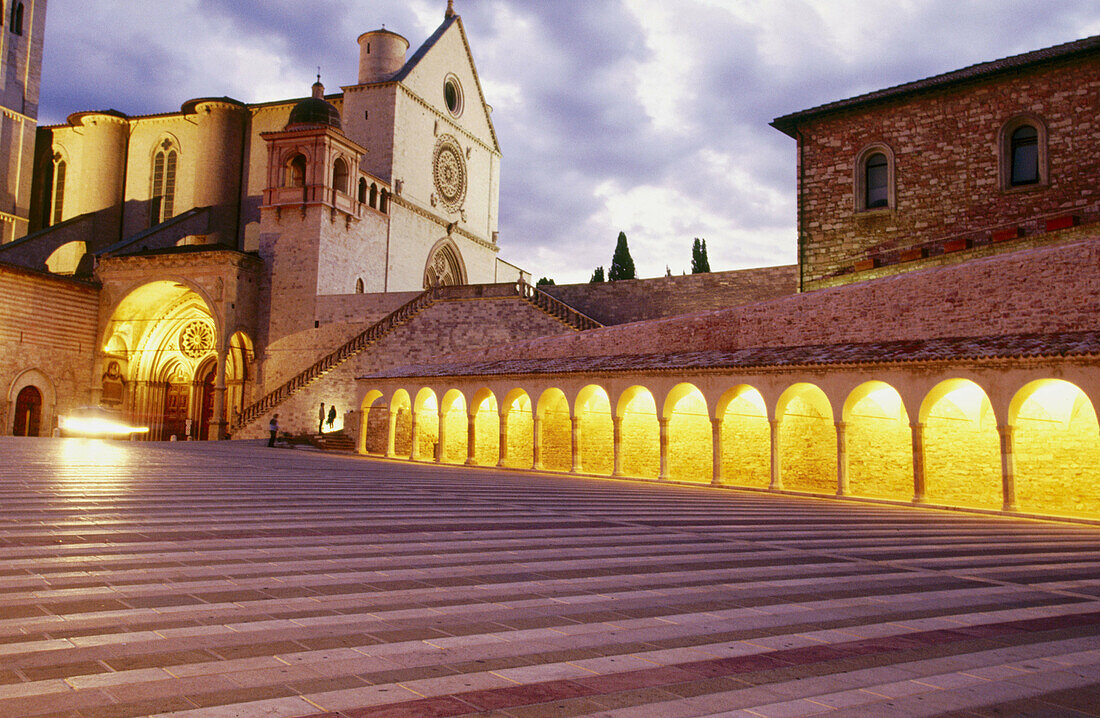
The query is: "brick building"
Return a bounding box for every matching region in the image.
[771,35,1100,291]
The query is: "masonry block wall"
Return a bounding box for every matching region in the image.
[448,238,1099,363]
[787,50,1100,288]
[0,264,97,434]
[542,265,797,325]
[238,295,573,438]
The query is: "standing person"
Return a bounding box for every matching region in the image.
[327,404,336,430]
[268,414,279,447]
[318,402,325,434]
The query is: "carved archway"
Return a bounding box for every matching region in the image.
[423,240,467,288]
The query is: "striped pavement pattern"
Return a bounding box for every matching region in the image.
[0,437,1098,717]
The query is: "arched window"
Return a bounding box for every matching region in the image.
[11,2,23,36]
[1000,116,1047,190]
[378,189,388,214]
[42,152,66,227]
[357,177,367,204]
[1010,126,1038,186]
[369,184,378,209]
[854,144,895,212]
[355,277,364,294]
[150,141,178,226]
[332,158,349,195]
[286,154,306,188]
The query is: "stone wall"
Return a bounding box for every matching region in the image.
[0,263,98,434]
[314,290,421,325]
[446,237,1099,363]
[542,265,797,325]
[790,52,1100,287]
[238,294,573,439]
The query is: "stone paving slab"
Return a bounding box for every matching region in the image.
[0,437,1098,717]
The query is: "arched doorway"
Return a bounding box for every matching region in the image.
[198,361,217,441]
[13,386,42,436]
[423,240,466,288]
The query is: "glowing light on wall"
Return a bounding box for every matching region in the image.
[718,385,769,487]
[664,383,710,482]
[575,385,613,475]
[844,381,912,501]
[922,379,1000,510]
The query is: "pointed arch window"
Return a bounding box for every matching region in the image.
[11,2,23,36]
[151,141,178,226]
[51,159,65,226]
[355,277,364,294]
[332,158,349,195]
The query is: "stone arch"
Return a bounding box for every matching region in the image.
[776,382,835,493]
[501,388,533,469]
[413,388,439,461]
[920,378,1001,510]
[45,240,87,275]
[616,385,659,479]
[536,387,571,472]
[1009,379,1099,518]
[358,177,368,204]
[423,238,467,288]
[842,381,912,500]
[389,388,413,458]
[663,382,711,482]
[7,368,56,437]
[470,388,499,466]
[285,151,308,188]
[715,384,769,487]
[332,156,350,194]
[439,389,467,464]
[102,279,222,440]
[575,384,613,475]
[360,389,386,455]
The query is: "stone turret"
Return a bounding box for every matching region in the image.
[357,29,409,84]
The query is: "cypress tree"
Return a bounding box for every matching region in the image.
[608,231,636,280]
[691,238,711,274]
[589,266,605,283]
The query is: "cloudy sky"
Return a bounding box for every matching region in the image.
[39,1,1100,283]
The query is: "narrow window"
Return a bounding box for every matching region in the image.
[1010,125,1039,186]
[150,144,177,225]
[369,183,378,209]
[11,2,22,35]
[355,277,364,294]
[357,177,367,204]
[865,153,888,209]
[378,189,388,213]
[287,154,306,188]
[332,158,349,194]
[51,160,65,225]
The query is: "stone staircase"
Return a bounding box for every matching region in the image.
[229,282,601,435]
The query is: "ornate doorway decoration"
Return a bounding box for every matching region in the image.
[423,241,466,288]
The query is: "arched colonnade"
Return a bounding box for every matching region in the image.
[360,365,1100,521]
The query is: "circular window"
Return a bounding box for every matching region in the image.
[433,135,468,210]
[443,75,463,117]
[179,321,214,359]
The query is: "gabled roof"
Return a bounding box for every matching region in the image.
[772,34,1100,137]
[391,14,500,152]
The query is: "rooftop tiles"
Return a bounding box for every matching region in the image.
[0,437,1098,717]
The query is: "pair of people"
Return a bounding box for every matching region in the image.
[318,402,336,433]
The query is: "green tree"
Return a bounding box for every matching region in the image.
[608,231,636,280]
[589,266,605,283]
[691,238,711,274]
[535,276,555,286]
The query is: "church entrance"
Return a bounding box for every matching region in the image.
[13,386,42,436]
[161,383,189,441]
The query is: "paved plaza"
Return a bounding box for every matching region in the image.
[0,438,1098,717]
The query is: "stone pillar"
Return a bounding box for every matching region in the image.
[532,415,543,470]
[658,418,670,480]
[435,411,445,463]
[212,348,228,440]
[835,421,849,496]
[570,415,581,473]
[410,413,420,461]
[466,414,477,466]
[769,419,783,490]
[385,407,397,458]
[497,414,508,468]
[612,415,623,477]
[998,424,1018,512]
[911,422,926,503]
[711,417,724,485]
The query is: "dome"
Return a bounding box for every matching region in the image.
[287,81,341,130]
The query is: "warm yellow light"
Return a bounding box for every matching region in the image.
[1014,379,1087,427]
[59,411,148,438]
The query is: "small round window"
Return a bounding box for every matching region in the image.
[443,75,463,117]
